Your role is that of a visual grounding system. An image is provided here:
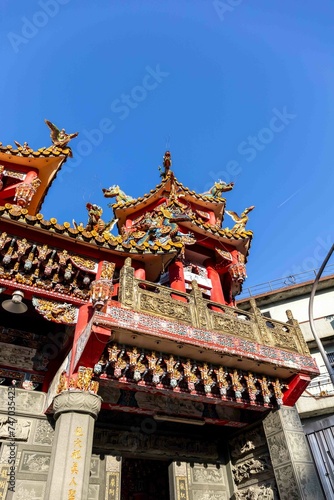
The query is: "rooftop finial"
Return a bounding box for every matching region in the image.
[159,150,172,179]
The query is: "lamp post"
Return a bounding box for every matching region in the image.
[308,243,334,385]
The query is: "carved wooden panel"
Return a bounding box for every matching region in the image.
[212,314,255,341]
[139,292,192,323]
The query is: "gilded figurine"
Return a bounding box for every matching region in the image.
[202,180,234,198]
[226,206,255,232]
[102,184,134,204]
[159,150,172,178]
[45,119,78,148]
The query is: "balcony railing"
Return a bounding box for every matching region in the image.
[238,264,334,299]
[306,373,334,397]
[117,259,311,358]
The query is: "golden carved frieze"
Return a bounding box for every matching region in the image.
[57,367,99,395]
[271,329,298,352]
[212,314,255,340]
[32,296,78,324]
[100,261,115,280]
[96,342,287,408]
[264,319,298,352]
[139,292,191,323]
[70,255,97,272]
[0,232,96,301]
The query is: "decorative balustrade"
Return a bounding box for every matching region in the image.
[117,260,310,357]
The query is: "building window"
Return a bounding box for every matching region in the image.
[327,352,334,366]
[262,311,272,319]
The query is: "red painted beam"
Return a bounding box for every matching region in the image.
[69,303,94,375]
[282,373,311,406]
[72,323,111,372]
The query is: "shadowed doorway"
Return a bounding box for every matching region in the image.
[121,457,170,500]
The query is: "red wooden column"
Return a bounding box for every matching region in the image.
[205,259,225,307]
[69,303,94,375]
[169,258,187,302]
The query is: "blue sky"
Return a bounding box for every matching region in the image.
[1,0,334,290]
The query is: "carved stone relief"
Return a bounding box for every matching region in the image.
[0,465,9,498]
[295,463,324,500]
[191,465,225,484]
[105,457,121,500]
[271,329,298,352]
[274,465,299,500]
[0,386,45,415]
[266,434,290,467]
[279,407,303,431]
[33,419,54,445]
[0,444,21,466]
[90,455,100,478]
[262,411,282,436]
[13,480,46,500]
[0,342,36,370]
[135,392,204,416]
[212,314,255,340]
[230,428,266,459]
[88,483,100,500]
[229,424,278,498]
[106,455,122,473]
[193,491,226,500]
[263,407,325,500]
[53,390,102,420]
[0,416,31,441]
[235,482,278,499]
[19,450,51,473]
[286,432,312,462]
[184,462,229,499]
[232,455,272,485]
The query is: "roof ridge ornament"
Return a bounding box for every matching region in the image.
[102,185,134,205]
[158,150,172,179]
[44,119,78,150]
[201,180,234,199]
[226,206,255,232]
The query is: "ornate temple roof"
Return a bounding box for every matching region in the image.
[0,126,254,276]
[106,173,230,225]
[0,142,73,158]
[0,120,77,215]
[0,203,252,252]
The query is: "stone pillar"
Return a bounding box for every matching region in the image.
[44,391,102,500]
[169,462,189,500]
[169,461,231,500]
[105,456,122,500]
[263,406,325,500]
